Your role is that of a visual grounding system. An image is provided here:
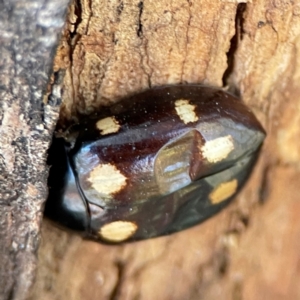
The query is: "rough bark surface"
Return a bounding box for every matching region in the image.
[0,0,69,299]
[21,0,300,299]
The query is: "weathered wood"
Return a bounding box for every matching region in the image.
[0,0,69,299]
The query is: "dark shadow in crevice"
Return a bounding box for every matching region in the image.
[222,3,247,89]
[69,0,84,40]
[137,1,144,37]
[258,165,270,204]
[110,261,126,300]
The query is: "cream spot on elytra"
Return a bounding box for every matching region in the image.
[209,179,238,204]
[201,135,234,163]
[99,221,138,242]
[174,99,198,124]
[88,163,127,195]
[96,116,120,135]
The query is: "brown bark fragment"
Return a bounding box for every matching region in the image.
[0,0,69,299]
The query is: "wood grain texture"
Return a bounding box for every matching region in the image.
[30,0,300,299]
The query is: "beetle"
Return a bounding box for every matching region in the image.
[45,85,265,243]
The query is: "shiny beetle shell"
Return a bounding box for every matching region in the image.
[45,85,265,243]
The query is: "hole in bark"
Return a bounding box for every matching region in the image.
[222,3,247,86]
[240,215,249,228]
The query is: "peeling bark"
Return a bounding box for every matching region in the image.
[0,1,69,299]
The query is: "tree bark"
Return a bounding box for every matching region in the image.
[0,1,69,299]
[2,0,300,299]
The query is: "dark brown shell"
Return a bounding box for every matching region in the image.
[45,85,265,243]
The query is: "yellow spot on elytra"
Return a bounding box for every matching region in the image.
[96,116,120,135]
[209,179,238,204]
[174,99,198,124]
[201,135,234,163]
[99,221,138,242]
[88,164,127,195]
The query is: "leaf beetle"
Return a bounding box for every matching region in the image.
[45,85,265,243]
